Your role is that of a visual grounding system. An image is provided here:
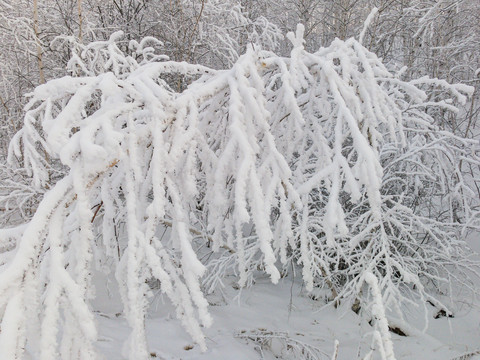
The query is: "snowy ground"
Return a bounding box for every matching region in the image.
[91,272,480,360]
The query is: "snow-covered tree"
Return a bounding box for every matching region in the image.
[0,25,478,360]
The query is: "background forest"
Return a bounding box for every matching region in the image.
[0,1,480,360]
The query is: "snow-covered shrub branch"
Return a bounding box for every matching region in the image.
[362,271,396,360]
[0,24,478,359]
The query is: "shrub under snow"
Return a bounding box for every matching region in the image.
[0,25,478,359]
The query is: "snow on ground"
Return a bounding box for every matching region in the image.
[91,272,480,360]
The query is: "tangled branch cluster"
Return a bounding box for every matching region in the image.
[0,25,478,359]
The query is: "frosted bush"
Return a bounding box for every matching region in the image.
[0,25,478,359]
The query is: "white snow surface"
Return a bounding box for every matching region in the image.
[85,272,480,360]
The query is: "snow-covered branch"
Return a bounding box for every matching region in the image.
[0,26,478,359]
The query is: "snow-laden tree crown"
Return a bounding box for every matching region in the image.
[0,25,478,360]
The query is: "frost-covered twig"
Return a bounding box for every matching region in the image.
[235,329,330,360]
[363,272,396,360]
[449,349,480,360]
